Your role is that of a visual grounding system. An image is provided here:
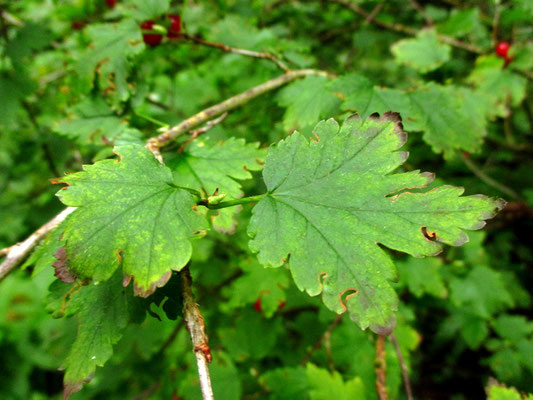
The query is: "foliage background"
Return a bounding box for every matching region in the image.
[0,0,532,399]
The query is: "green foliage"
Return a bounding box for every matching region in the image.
[249,114,502,332]
[56,145,208,296]
[1,0,532,399]
[391,28,451,72]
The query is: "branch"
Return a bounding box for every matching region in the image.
[408,0,433,26]
[0,67,330,280]
[375,334,389,400]
[301,314,342,366]
[461,153,522,200]
[329,0,482,53]
[0,207,76,282]
[147,68,331,153]
[390,333,413,400]
[178,112,228,153]
[180,267,214,400]
[181,33,289,72]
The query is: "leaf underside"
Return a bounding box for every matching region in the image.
[56,145,208,297]
[248,113,504,333]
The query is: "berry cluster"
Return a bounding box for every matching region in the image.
[141,14,181,47]
[495,41,513,66]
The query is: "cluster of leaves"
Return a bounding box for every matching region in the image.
[1,0,532,399]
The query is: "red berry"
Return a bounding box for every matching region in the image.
[495,41,511,59]
[168,14,181,38]
[106,0,116,8]
[72,21,87,30]
[141,20,163,47]
[253,298,262,313]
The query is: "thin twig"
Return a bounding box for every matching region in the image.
[375,334,389,400]
[461,154,521,200]
[178,112,228,153]
[147,68,331,152]
[0,68,331,279]
[181,33,289,72]
[364,1,384,25]
[301,314,342,365]
[329,0,482,53]
[0,207,76,281]
[180,267,214,400]
[409,0,433,26]
[390,333,413,400]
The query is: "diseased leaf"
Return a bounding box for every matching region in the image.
[54,98,143,145]
[248,114,504,332]
[75,20,144,103]
[55,144,208,296]
[167,137,266,233]
[408,82,487,155]
[391,28,451,73]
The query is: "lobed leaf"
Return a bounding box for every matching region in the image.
[248,114,504,333]
[55,144,208,296]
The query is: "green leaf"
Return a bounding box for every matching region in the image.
[408,82,487,155]
[56,144,208,296]
[450,265,514,318]
[397,257,447,298]
[468,56,527,118]
[222,257,289,317]
[391,28,451,73]
[129,0,170,21]
[248,114,503,332]
[261,367,310,400]
[75,20,144,103]
[167,137,266,233]
[54,98,143,145]
[61,272,130,397]
[306,364,366,400]
[333,74,415,126]
[487,384,533,400]
[277,76,341,131]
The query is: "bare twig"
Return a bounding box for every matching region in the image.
[181,33,289,72]
[390,333,413,400]
[301,314,342,365]
[148,68,331,150]
[364,1,384,25]
[0,207,75,282]
[180,267,214,400]
[461,154,521,200]
[0,68,331,279]
[329,0,482,53]
[375,334,389,400]
[178,112,228,153]
[409,0,433,26]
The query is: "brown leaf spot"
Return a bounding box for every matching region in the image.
[122,273,132,287]
[310,134,321,143]
[133,271,172,298]
[52,247,77,283]
[338,288,358,312]
[116,249,124,264]
[421,226,438,242]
